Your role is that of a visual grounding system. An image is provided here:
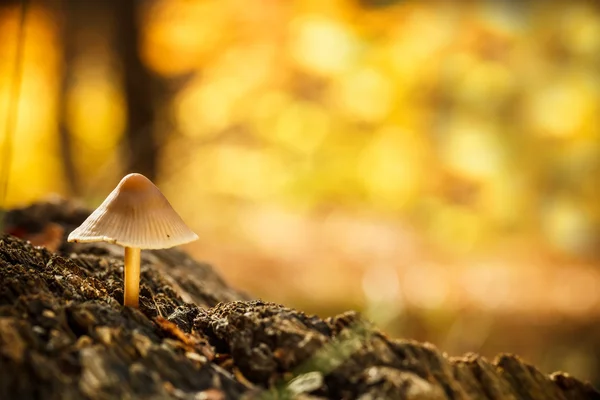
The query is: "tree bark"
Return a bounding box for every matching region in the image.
[0,200,598,400]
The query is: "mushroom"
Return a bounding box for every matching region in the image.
[67,173,198,308]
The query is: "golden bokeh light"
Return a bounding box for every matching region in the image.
[0,5,64,205]
[359,125,425,210]
[289,14,357,76]
[332,66,394,122]
[67,66,125,150]
[141,0,227,76]
[442,116,504,182]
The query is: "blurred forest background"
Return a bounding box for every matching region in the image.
[1,0,599,385]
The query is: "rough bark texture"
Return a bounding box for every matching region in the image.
[0,200,599,400]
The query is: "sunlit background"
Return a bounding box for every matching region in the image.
[1,0,599,385]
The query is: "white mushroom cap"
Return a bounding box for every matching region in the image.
[68,173,198,249]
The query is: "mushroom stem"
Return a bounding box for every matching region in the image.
[124,247,141,308]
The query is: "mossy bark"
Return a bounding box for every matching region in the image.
[0,200,598,399]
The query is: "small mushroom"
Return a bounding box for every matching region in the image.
[68,173,198,308]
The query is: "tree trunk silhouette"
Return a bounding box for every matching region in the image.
[56,0,83,196]
[111,0,159,181]
[56,0,160,187]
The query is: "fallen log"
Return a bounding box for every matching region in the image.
[0,200,598,399]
